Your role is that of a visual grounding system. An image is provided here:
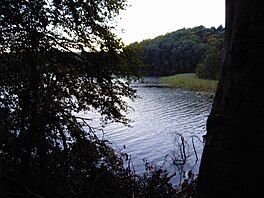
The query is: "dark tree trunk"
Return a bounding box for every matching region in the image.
[197,0,264,197]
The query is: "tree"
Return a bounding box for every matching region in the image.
[197,0,264,197]
[196,47,222,80]
[130,26,224,76]
[0,0,140,197]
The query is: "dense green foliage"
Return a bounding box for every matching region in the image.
[131,26,224,77]
[196,45,222,80]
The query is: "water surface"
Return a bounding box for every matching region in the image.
[82,77,213,185]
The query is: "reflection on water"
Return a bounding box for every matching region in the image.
[81,77,213,185]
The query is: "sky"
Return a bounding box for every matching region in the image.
[116,0,225,45]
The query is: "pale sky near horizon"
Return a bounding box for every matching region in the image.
[116,0,225,45]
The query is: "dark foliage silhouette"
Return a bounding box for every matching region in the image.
[0,0,139,197]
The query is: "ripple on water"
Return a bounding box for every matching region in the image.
[80,78,213,184]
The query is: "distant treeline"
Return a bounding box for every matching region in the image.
[131,25,224,79]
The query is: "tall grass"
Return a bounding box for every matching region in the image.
[159,73,218,92]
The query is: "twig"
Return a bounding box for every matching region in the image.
[176,133,187,164]
[191,137,199,163]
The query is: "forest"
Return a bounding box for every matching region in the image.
[131,25,224,79]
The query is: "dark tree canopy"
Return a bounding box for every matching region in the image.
[1,0,128,52]
[0,0,138,122]
[0,0,142,197]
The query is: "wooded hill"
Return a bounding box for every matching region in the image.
[131,25,224,78]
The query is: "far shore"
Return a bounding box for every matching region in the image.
[159,73,218,94]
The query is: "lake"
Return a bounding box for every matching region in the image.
[80,77,213,185]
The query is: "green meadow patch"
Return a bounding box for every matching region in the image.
[159,73,218,93]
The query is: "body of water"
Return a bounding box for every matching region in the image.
[80,77,213,185]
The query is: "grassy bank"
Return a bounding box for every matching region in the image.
[159,73,218,93]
